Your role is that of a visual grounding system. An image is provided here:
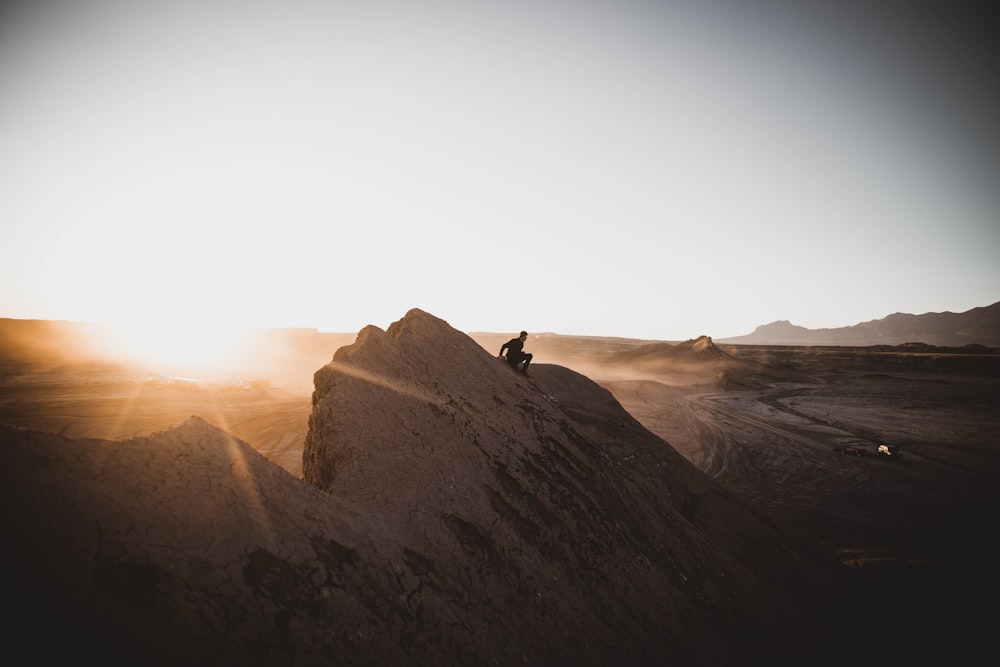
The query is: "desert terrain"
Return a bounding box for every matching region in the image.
[0,365,315,476]
[592,344,1000,661]
[1,328,998,662]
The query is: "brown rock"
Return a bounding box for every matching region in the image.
[303,309,846,664]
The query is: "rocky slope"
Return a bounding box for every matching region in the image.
[303,310,845,664]
[1,417,388,666]
[2,308,848,666]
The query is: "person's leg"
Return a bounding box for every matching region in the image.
[521,353,532,373]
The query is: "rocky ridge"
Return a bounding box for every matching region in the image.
[303,309,844,664]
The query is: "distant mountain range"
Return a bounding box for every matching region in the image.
[717,302,1000,347]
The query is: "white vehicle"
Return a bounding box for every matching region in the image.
[877,444,902,459]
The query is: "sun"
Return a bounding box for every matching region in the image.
[106,320,241,372]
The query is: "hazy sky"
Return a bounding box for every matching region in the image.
[2,0,998,340]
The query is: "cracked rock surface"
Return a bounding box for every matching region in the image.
[3,308,846,666]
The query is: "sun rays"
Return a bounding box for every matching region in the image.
[327,361,445,408]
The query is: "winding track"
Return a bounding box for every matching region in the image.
[603,373,1000,559]
[667,387,881,523]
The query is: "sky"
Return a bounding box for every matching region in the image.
[1,0,998,341]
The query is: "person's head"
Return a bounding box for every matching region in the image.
[519,331,528,340]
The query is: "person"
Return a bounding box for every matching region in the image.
[499,331,532,375]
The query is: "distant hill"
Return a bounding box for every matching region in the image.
[718,302,1000,347]
[610,335,728,363]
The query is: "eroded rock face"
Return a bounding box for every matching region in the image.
[303,309,844,665]
[1,308,846,666]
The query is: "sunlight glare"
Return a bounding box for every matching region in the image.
[107,320,240,371]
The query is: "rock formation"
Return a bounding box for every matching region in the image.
[606,335,728,364]
[2,308,847,666]
[303,309,844,664]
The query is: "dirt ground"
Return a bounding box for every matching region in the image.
[2,352,998,662]
[602,372,1000,553]
[599,366,1000,663]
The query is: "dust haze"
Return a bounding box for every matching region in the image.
[0,319,354,473]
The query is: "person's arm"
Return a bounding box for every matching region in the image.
[499,341,508,357]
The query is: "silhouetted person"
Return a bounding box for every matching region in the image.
[499,331,532,375]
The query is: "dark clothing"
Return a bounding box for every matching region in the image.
[500,337,532,372]
[500,337,524,358]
